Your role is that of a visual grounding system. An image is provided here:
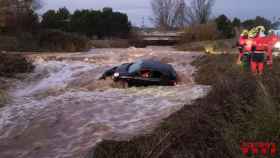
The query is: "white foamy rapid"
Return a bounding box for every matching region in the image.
[0,47,210,158]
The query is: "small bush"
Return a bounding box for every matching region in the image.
[0,53,34,77]
[181,22,220,43]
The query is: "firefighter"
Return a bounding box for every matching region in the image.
[237,30,249,65]
[249,28,265,75]
[255,26,266,37]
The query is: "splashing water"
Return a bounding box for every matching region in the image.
[0,47,210,158]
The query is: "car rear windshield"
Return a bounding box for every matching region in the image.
[128,60,143,73]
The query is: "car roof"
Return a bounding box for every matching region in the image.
[136,59,176,77]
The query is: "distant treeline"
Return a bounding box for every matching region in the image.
[0,5,132,51]
[1,6,132,39]
[41,7,132,39]
[182,14,280,44]
[215,15,280,39]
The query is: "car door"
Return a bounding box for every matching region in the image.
[140,69,163,85]
[128,69,157,86]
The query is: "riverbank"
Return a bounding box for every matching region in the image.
[92,54,280,158]
[176,38,237,54]
[0,53,34,77]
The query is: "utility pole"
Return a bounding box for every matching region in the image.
[142,16,145,29]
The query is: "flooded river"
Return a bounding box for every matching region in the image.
[0,47,210,158]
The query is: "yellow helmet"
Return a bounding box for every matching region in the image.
[255,26,265,33]
[248,28,257,38]
[241,29,249,36]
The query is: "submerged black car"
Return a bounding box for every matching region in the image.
[99,59,177,87]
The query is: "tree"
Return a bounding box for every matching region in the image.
[41,7,70,31]
[232,17,241,28]
[69,8,131,38]
[215,14,234,38]
[242,16,273,30]
[173,0,187,28]
[41,10,59,29]
[151,0,187,30]
[0,0,40,32]
[57,7,70,20]
[186,0,215,24]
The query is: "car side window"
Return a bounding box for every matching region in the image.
[138,70,164,79]
[139,69,151,78]
[151,71,163,79]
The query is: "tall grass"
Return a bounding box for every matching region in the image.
[181,23,220,43]
[178,22,236,53]
[91,54,280,158]
[0,89,8,108]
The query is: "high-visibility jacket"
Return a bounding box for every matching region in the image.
[243,38,256,52]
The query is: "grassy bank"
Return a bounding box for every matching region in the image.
[176,39,236,54]
[91,54,280,158]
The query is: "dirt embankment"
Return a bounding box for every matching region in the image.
[92,54,280,158]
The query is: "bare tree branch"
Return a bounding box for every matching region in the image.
[151,0,214,29]
[151,0,187,30]
[186,0,215,24]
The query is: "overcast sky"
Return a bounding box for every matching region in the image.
[40,0,280,27]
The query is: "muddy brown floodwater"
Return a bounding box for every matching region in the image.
[0,46,210,158]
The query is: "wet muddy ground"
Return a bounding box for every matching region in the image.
[0,47,210,158]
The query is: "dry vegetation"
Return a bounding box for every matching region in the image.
[90,54,280,158]
[177,38,236,53]
[177,22,237,53]
[181,23,220,43]
[0,53,34,77]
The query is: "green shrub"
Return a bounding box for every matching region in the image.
[215,15,235,38]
